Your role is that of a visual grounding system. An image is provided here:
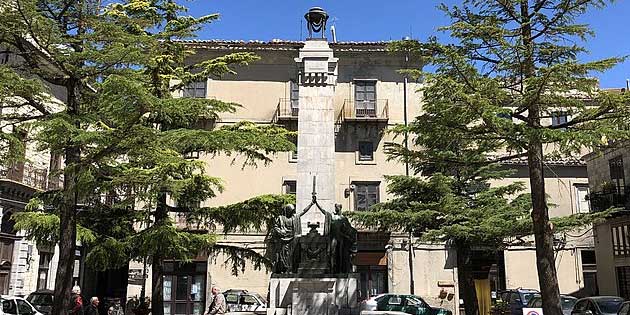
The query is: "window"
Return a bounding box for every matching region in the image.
[354,182,380,211]
[354,80,377,117]
[37,252,53,290]
[609,156,626,193]
[290,81,299,116]
[551,111,569,127]
[575,185,590,213]
[283,180,296,195]
[182,81,207,98]
[358,141,374,161]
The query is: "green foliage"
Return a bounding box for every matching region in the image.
[187,194,296,233]
[375,2,630,313]
[1,2,295,304]
[12,211,96,247]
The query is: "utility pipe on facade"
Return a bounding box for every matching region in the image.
[402,36,415,295]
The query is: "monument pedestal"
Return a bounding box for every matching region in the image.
[267,274,359,315]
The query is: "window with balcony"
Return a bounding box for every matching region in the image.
[358,141,374,162]
[354,182,380,211]
[182,81,207,98]
[354,80,377,117]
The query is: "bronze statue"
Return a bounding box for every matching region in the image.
[268,204,301,273]
[325,204,358,274]
[268,198,357,275]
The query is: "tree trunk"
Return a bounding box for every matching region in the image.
[457,243,479,315]
[520,2,562,315]
[151,193,168,315]
[152,256,165,315]
[52,81,80,315]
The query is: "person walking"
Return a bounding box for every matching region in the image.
[70,286,84,315]
[85,297,100,315]
[204,286,226,315]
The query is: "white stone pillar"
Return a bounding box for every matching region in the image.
[295,39,338,235]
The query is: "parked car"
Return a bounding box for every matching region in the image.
[223,289,267,314]
[572,297,625,315]
[527,295,578,315]
[493,289,540,315]
[618,302,630,315]
[359,293,452,315]
[1,295,44,315]
[26,290,53,315]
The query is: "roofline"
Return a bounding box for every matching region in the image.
[177,39,400,52]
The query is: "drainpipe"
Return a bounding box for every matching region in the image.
[402,36,414,295]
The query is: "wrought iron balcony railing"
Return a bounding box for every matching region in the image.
[589,187,630,212]
[0,163,49,191]
[272,98,299,123]
[339,99,389,122]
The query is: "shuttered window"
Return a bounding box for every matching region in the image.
[354,80,376,117]
[354,182,380,211]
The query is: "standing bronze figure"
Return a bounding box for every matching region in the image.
[268,204,301,273]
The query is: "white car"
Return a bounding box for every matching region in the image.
[1,296,43,315]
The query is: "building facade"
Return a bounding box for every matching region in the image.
[122,40,598,315]
[584,142,630,299]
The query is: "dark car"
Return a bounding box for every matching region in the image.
[572,297,625,315]
[26,290,54,315]
[618,302,630,315]
[359,294,452,315]
[527,295,578,315]
[493,289,540,315]
[223,289,267,314]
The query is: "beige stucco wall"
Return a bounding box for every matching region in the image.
[390,243,459,313]
[504,247,585,294]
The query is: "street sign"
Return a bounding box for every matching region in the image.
[523,307,544,315]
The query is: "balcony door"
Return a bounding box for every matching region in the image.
[355,80,376,117]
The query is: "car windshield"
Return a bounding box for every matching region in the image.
[596,299,624,314]
[27,294,53,305]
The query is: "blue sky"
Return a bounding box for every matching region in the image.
[186,1,630,88]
